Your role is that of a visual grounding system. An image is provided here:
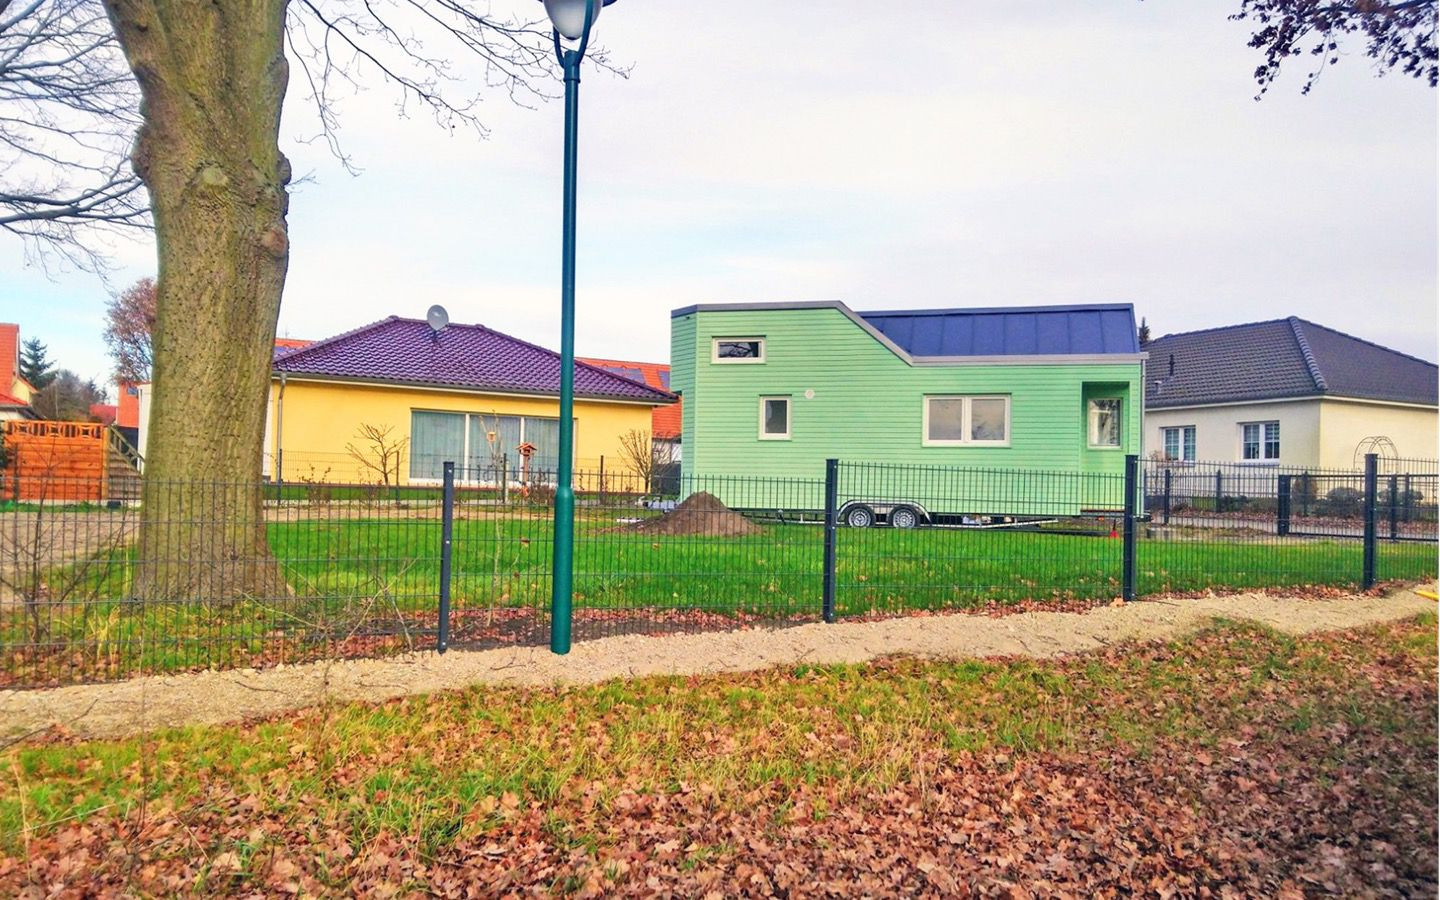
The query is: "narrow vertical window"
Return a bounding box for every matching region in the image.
[1087,398,1122,448]
[758,396,790,439]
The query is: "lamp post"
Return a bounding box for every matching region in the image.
[542,0,615,654]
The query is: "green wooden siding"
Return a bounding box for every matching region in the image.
[671,306,1142,513]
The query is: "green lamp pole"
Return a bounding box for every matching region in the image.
[543,0,614,654]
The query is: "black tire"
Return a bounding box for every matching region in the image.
[889,505,920,529]
[844,505,875,528]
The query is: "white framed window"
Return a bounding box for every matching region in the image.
[1162,425,1196,462]
[1240,421,1280,461]
[923,395,1010,446]
[712,337,765,364]
[758,396,790,440]
[1087,398,1122,449]
[410,410,572,483]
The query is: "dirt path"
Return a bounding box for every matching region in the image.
[2,585,1434,741]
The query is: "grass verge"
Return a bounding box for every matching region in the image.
[0,612,1434,894]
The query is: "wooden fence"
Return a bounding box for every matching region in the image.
[1,420,108,501]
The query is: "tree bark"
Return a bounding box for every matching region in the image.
[103,0,291,601]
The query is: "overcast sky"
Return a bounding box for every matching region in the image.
[2,1,1436,389]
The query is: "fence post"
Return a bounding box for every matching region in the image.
[1214,468,1223,514]
[500,453,509,504]
[822,458,839,623]
[1402,474,1412,523]
[1122,454,1138,602]
[437,460,455,653]
[1362,453,1378,589]
[1387,475,1398,541]
[1276,474,1291,537]
[1162,468,1172,526]
[598,455,606,505]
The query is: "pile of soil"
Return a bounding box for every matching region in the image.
[629,492,762,537]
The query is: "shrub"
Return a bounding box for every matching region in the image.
[1318,486,1363,518]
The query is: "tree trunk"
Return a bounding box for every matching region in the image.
[104,0,291,601]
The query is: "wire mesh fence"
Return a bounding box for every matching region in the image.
[2,453,1435,688]
[443,465,827,648]
[1139,458,1437,595]
[0,476,443,688]
[831,461,1128,616]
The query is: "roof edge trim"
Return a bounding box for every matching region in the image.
[1288,317,1328,392]
[672,300,1143,363]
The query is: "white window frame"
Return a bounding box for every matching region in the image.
[712,337,766,364]
[922,395,1011,447]
[758,395,791,440]
[1087,397,1124,450]
[408,409,575,485]
[1162,425,1196,463]
[1239,420,1280,463]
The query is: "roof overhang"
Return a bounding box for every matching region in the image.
[1147,393,1438,412]
[270,372,677,406]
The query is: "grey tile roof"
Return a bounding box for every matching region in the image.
[1145,317,1438,409]
[273,317,676,404]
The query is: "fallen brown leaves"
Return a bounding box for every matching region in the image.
[2,617,1435,897]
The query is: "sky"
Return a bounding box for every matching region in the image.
[2,1,1436,390]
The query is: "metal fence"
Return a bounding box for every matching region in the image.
[2,454,1435,688]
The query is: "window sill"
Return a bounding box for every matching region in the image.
[922,441,1011,448]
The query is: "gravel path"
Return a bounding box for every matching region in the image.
[2,585,1434,741]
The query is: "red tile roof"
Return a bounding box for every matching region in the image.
[578,357,680,439]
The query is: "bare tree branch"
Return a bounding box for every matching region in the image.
[1,0,628,268]
[0,0,146,269]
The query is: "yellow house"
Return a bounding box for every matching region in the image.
[264,316,675,486]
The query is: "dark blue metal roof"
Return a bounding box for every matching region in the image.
[857,304,1139,358]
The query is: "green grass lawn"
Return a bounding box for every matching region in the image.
[2,615,1435,894]
[2,512,1434,684]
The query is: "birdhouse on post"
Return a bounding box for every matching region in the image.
[516,441,538,485]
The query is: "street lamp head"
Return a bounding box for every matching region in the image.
[542,0,616,41]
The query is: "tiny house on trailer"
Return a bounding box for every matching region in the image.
[670,301,1145,523]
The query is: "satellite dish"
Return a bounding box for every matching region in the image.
[426,304,450,332]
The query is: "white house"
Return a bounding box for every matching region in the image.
[1144,317,1437,470]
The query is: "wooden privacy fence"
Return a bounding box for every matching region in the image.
[2,420,109,501]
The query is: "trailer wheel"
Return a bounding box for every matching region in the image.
[889,505,920,529]
[844,505,875,528]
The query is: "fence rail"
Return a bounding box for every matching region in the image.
[1,454,1434,688]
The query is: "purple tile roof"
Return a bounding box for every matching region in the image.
[1145,317,1438,408]
[273,317,676,404]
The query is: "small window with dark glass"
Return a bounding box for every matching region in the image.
[713,337,765,363]
[758,396,790,439]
